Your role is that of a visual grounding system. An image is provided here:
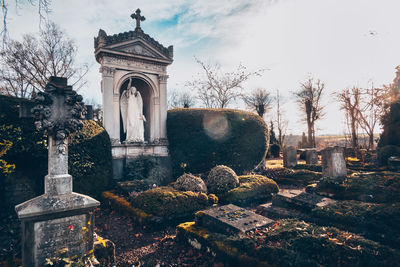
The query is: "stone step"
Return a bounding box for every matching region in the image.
[196,204,275,235]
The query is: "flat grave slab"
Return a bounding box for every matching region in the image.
[272,189,335,211]
[257,203,302,219]
[198,204,274,235]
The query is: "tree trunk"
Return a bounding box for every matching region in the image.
[368,133,374,150]
[351,119,358,150]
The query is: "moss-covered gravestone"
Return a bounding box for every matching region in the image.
[15,77,99,267]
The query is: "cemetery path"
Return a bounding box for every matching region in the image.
[95,207,221,267]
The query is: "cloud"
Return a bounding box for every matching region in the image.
[3,0,400,135]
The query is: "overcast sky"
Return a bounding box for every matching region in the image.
[4,0,400,135]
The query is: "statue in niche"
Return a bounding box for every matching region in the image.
[120,78,146,142]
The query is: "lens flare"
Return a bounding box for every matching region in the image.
[203,113,229,140]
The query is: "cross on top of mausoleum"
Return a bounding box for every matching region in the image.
[131,8,146,32]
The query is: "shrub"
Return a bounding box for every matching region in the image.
[124,155,155,181]
[124,155,171,186]
[131,186,217,218]
[167,108,269,177]
[378,100,400,148]
[206,165,239,195]
[377,145,400,166]
[68,120,113,197]
[268,144,280,158]
[173,173,207,193]
[0,95,113,199]
[221,175,279,205]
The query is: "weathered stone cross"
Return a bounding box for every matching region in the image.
[15,77,99,267]
[131,8,146,31]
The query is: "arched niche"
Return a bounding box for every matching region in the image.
[119,77,153,142]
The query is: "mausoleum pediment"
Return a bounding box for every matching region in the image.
[94,29,173,64]
[103,40,168,61]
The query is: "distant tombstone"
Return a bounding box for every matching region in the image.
[15,77,99,267]
[306,149,318,165]
[321,146,347,178]
[197,204,274,235]
[283,146,297,167]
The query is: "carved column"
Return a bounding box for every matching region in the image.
[158,74,168,139]
[101,66,117,142]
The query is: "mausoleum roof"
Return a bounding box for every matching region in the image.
[94,28,173,64]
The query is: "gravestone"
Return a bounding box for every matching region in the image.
[321,146,347,178]
[15,77,100,267]
[94,9,173,179]
[306,149,318,165]
[283,146,297,167]
[196,204,274,235]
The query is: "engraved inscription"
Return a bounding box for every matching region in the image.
[34,214,87,266]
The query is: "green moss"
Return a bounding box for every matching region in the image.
[167,108,269,177]
[131,186,218,218]
[312,200,400,247]
[221,175,279,205]
[316,172,400,203]
[102,191,153,224]
[179,218,400,266]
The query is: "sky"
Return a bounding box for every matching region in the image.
[3,0,400,135]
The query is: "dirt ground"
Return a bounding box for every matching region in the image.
[94,207,224,267]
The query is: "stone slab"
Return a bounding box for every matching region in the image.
[272,189,335,211]
[257,203,302,219]
[198,204,274,235]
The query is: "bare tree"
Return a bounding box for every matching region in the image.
[1,0,51,42]
[186,57,263,108]
[357,84,392,150]
[242,88,271,117]
[168,89,196,109]
[0,21,88,98]
[293,77,325,148]
[336,86,361,150]
[275,89,288,147]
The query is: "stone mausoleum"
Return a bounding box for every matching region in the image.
[94,9,173,179]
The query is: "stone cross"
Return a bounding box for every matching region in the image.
[15,77,99,267]
[131,8,146,31]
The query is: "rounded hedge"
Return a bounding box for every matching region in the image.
[206,165,239,195]
[173,173,207,193]
[0,95,113,199]
[167,108,269,177]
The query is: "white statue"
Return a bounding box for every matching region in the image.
[120,78,146,142]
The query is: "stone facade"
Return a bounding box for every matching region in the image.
[94,14,173,179]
